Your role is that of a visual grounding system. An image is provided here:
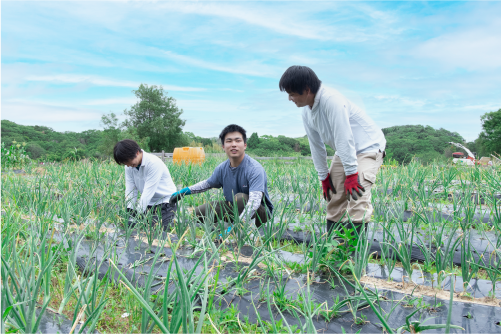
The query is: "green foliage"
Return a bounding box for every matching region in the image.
[383,125,465,164]
[479,108,501,155]
[1,120,103,162]
[99,111,152,157]
[247,133,318,157]
[466,137,488,159]
[25,142,46,159]
[296,136,313,156]
[1,141,30,168]
[277,135,300,151]
[247,132,260,149]
[183,132,222,153]
[61,148,87,161]
[124,84,186,152]
[184,132,217,147]
[99,112,122,157]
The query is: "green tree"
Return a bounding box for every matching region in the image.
[382,125,465,163]
[247,132,260,149]
[479,108,501,155]
[99,113,122,157]
[124,84,186,152]
[296,136,311,156]
[1,120,104,161]
[118,127,150,152]
[99,112,151,157]
[277,135,300,151]
[25,143,46,159]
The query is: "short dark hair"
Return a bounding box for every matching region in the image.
[279,66,321,95]
[113,139,141,165]
[219,124,247,144]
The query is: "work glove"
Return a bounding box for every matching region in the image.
[344,173,365,201]
[321,173,336,201]
[169,187,192,205]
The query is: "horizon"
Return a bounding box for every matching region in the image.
[2,118,467,143]
[2,2,500,142]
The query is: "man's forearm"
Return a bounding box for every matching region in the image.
[126,190,138,209]
[311,149,329,180]
[188,180,212,194]
[303,118,329,180]
[239,191,263,221]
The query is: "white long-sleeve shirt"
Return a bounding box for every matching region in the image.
[302,85,386,179]
[125,150,177,212]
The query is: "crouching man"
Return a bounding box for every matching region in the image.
[113,139,177,229]
[170,124,273,230]
[279,66,386,235]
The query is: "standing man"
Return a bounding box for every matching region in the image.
[169,124,273,229]
[279,66,386,235]
[113,139,177,229]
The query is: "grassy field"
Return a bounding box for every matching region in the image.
[2,157,500,333]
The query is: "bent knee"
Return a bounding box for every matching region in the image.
[233,193,248,203]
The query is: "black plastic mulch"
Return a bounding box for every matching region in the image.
[36,307,98,334]
[64,227,501,334]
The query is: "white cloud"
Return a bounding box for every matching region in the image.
[373,95,427,107]
[26,74,136,87]
[152,3,330,41]
[161,51,279,77]
[409,1,501,71]
[414,23,501,70]
[83,97,138,106]
[2,101,102,123]
[177,99,244,114]
[461,103,501,111]
[25,74,206,91]
[14,2,400,44]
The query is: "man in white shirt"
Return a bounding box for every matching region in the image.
[113,139,177,229]
[279,66,386,235]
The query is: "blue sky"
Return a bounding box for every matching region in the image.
[2,1,500,141]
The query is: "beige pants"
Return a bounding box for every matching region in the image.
[326,151,384,223]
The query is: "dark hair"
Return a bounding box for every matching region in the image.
[279,65,321,95]
[219,124,247,144]
[113,139,141,165]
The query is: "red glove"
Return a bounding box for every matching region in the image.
[321,173,336,201]
[344,173,365,201]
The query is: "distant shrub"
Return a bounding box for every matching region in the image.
[1,141,31,168]
[26,142,46,159]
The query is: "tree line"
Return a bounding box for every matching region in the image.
[2,83,500,163]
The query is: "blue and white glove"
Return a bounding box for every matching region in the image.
[219,226,232,238]
[169,187,191,205]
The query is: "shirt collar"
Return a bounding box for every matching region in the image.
[228,154,246,169]
[134,149,148,169]
[307,84,323,112]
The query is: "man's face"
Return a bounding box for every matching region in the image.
[287,89,311,107]
[222,132,247,158]
[124,151,142,168]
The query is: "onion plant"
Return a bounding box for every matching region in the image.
[459,231,481,291]
[3,153,501,333]
[381,217,420,283]
[1,218,66,333]
[432,224,463,287]
[109,234,212,333]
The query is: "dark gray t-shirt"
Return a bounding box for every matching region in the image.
[206,155,273,216]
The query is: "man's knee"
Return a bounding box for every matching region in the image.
[234,193,248,206]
